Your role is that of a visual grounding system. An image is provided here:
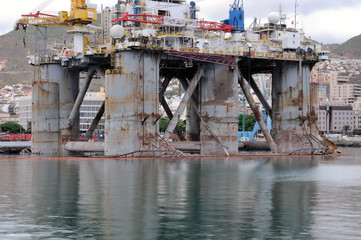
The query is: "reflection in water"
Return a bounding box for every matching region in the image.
[0,150,361,239]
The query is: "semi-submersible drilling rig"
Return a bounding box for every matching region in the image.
[16,0,334,157]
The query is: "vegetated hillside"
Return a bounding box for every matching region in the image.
[332,34,361,59]
[326,44,340,52]
[0,15,101,88]
[0,26,67,86]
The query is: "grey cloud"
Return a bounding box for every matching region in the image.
[199,0,361,21]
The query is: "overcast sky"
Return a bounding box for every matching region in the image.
[0,0,360,44]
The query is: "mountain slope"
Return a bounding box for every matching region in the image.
[0,26,67,86]
[332,34,361,59]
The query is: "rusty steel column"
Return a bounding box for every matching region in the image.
[32,64,79,155]
[272,61,327,154]
[105,51,160,156]
[249,76,272,117]
[164,69,203,141]
[178,76,200,141]
[32,78,59,155]
[200,64,239,156]
[186,94,200,141]
[239,75,278,153]
[67,66,102,127]
[32,64,66,154]
[59,69,80,154]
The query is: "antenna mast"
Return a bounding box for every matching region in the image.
[294,0,298,30]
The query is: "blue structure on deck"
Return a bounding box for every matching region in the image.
[223,0,245,32]
[134,0,141,26]
[190,1,196,19]
[238,112,272,141]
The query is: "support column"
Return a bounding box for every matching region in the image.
[68,66,103,127]
[32,64,79,155]
[239,75,278,153]
[32,80,59,154]
[200,64,239,156]
[186,96,200,141]
[272,61,327,154]
[59,69,79,154]
[164,69,203,141]
[178,76,200,141]
[105,51,160,156]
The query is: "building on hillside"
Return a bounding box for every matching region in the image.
[17,93,105,133]
[353,101,361,130]
[80,92,105,133]
[18,96,32,129]
[0,110,19,124]
[318,105,353,133]
[330,71,361,105]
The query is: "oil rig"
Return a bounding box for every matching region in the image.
[16,0,333,157]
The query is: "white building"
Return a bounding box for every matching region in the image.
[80,92,105,133]
[330,71,361,105]
[17,93,105,133]
[17,96,32,129]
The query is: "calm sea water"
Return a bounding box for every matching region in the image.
[0,148,361,240]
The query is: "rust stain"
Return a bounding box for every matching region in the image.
[202,135,238,141]
[140,112,150,122]
[298,90,304,105]
[152,113,161,123]
[321,135,341,154]
[202,112,209,123]
[290,89,304,105]
[254,108,262,122]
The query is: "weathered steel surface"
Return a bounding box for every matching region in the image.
[239,74,278,153]
[59,68,79,154]
[177,76,200,141]
[32,80,60,154]
[169,141,201,152]
[272,61,328,154]
[200,63,239,156]
[239,141,271,151]
[105,51,160,156]
[32,64,79,155]
[186,99,200,141]
[65,141,104,152]
[164,69,203,141]
[0,142,31,153]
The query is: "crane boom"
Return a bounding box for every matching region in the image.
[31,0,56,14]
[113,13,233,33]
[16,0,97,29]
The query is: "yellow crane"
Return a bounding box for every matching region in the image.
[16,0,98,54]
[16,0,97,29]
[60,0,97,27]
